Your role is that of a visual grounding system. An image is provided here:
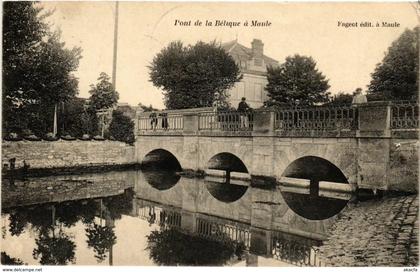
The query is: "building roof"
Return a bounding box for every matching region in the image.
[221,40,279,66]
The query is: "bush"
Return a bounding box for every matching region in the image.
[80,134,91,141]
[5,132,22,141]
[43,133,58,141]
[93,135,105,141]
[108,110,135,144]
[24,134,41,141]
[61,134,76,141]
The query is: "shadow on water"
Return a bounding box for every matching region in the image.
[143,170,181,191]
[146,227,245,266]
[2,189,134,265]
[205,181,248,203]
[280,156,350,220]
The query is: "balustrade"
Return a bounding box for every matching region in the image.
[196,217,251,248]
[135,101,419,136]
[137,112,183,132]
[390,100,419,129]
[138,206,181,229]
[274,105,358,131]
[198,110,254,132]
[271,233,322,266]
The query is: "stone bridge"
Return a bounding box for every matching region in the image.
[135,101,418,193]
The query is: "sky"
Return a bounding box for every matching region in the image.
[41,1,419,109]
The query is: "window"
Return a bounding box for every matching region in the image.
[254,83,263,101]
[237,82,245,99]
[245,83,253,100]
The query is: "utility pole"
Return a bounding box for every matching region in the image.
[53,104,57,137]
[112,1,119,90]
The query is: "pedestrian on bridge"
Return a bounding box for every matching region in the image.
[238,97,251,129]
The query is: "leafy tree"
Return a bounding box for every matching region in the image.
[85,223,116,262]
[88,72,119,111]
[327,92,353,106]
[1,252,25,265]
[33,230,76,265]
[146,228,238,265]
[149,41,242,109]
[138,102,159,112]
[265,55,330,106]
[108,110,135,143]
[57,98,99,137]
[2,2,82,136]
[368,27,419,100]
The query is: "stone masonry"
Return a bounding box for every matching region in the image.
[2,140,136,170]
[317,194,419,266]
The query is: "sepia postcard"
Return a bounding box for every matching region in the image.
[1,1,419,271]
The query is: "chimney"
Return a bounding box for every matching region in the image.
[251,39,264,58]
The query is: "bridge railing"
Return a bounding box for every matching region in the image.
[135,101,418,137]
[270,232,322,267]
[137,111,183,132]
[198,110,254,132]
[196,217,251,248]
[138,205,182,229]
[274,105,358,132]
[390,100,419,129]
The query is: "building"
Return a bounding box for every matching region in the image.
[222,39,279,108]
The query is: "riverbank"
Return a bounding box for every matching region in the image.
[317,193,419,266]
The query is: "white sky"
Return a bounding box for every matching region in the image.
[41,2,419,109]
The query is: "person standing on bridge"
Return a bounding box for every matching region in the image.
[351,88,367,106]
[237,97,251,129]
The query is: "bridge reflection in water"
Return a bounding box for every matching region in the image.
[1,169,351,266]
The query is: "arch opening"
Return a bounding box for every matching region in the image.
[141,149,182,171]
[141,149,182,190]
[207,152,248,173]
[279,156,351,220]
[205,152,249,203]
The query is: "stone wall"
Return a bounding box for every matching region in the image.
[387,139,419,192]
[2,140,136,170]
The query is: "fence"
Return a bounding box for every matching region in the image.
[271,233,322,266]
[138,205,182,229]
[390,101,419,129]
[198,110,254,132]
[196,217,251,248]
[274,106,358,131]
[137,112,183,132]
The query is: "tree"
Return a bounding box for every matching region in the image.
[327,92,354,106]
[146,228,237,265]
[1,252,25,265]
[2,2,82,136]
[368,27,418,100]
[138,102,158,112]
[88,73,119,111]
[33,230,76,265]
[108,110,135,143]
[149,41,242,109]
[85,223,116,262]
[265,55,330,106]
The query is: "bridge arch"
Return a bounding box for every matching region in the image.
[204,152,250,203]
[282,156,348,185]
[207,152,249,173]
[141,148,182,171]
[279,156,350,221]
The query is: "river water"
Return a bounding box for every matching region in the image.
[1,169,349,266]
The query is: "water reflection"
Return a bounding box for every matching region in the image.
[205,181,248,203]
[2,190,133,265]
[146,227,245,266]
[280,156,350,220]
[143,170,180,191]
[1,169,340,266]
